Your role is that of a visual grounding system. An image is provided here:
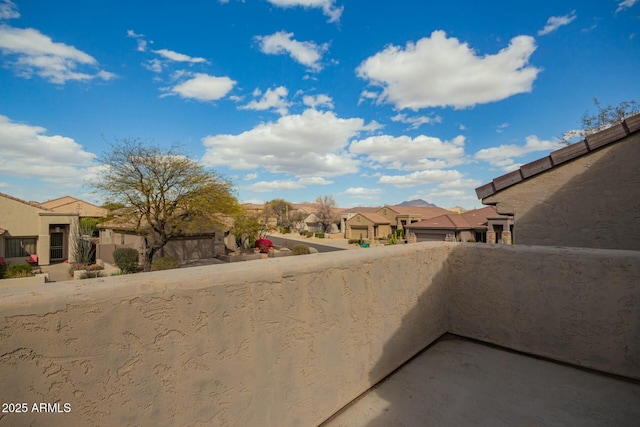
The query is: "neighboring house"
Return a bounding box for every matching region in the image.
[345,206,451,239]
[39,196,107,219]
[345,213,391,241]
[406,206,514,243]
[475,113,640,250]
[97,219,228,265]
[340,207,381,237]
[0,192,79,266]
[374,205,451,236]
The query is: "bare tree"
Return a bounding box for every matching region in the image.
[560,98,639,144]
[93,139,239,270]
[314,195,338,233]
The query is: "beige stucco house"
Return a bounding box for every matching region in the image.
[340,207,380,236]
[345,212,391,240]
[406,206,514,243]
[375,205,451,236]
[0,192,79,266]
[475,113,640,250]
[343,205,451,241]
[39,196,107,218]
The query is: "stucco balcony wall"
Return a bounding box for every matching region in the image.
[0,243,638,426]
[0,243,452,427]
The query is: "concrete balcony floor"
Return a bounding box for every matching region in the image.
[323,336,640,427]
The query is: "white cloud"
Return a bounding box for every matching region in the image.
[298,176,333,185]
[379,169,463,188]
[245,180,305,192]
[167,72,236,101]
[496,122,509,133]
[144,58,163,73]
[358,90,378,105]
[475,135,558,171]
[255,31,328,71]
[439,178,482,189]
[617,0,638,13]
[303,94,334,109]
[357,30,540,110]
[538,11,577,36]
[0,0,19,20]
[202,108,374,177]
[0,115,99,186]
[343,187,383,196]
[153,48,207,63]
[126,29,148,51]
[350,134,466,171]
[391,113,442,130]
[244,172,258,180]
[240,86,290,115]
[0,26,114,84]
[245,176,332,192]
[266,0,343,23]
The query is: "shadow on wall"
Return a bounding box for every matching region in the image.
[511,133,640,250]
[349,244,640,426]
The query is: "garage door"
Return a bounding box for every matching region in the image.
[350,226,368,240]
[415,232,447,242]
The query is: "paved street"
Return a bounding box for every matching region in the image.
[267,233,354,253]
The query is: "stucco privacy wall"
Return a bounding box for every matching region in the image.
[1,243,638,426]
[447,244,640,379]
[0,244,452,427]
[483,132,640,250]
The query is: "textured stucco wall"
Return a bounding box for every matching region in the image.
[483,133,640,250]
[0,244,451,427]
[1,243,638,426]
[447,244,640,379]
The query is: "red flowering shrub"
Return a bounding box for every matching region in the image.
[255,238,274,253]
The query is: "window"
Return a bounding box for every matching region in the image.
[5,237,37,257]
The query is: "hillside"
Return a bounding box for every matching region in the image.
[397,199,438,208]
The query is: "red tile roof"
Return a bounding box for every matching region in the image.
[358,213,391,224]
[407,206,498,230]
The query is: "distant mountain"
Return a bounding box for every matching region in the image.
[397,199,438,208]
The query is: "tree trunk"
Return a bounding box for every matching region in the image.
[142,237,159,272]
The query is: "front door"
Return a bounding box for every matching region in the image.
[50,232,64,260]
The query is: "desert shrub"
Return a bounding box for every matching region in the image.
[299,230,309,236]
[314,232,325,238]
[113,247,139,273]
[3,263,34,279]
[348,239,360,244]
[466,239,476,243]
[309,247,319,254]
[151,256,181,271]
[291,244,310,255]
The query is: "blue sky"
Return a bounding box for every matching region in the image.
[0,0,638,209]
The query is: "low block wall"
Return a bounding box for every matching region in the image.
[0,243,638,426]
[0,273,47,287]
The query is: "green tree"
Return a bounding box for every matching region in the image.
[93,139,239,271]
[561,98,639,144]
[266,199,292,228]
[230,210,262,251]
